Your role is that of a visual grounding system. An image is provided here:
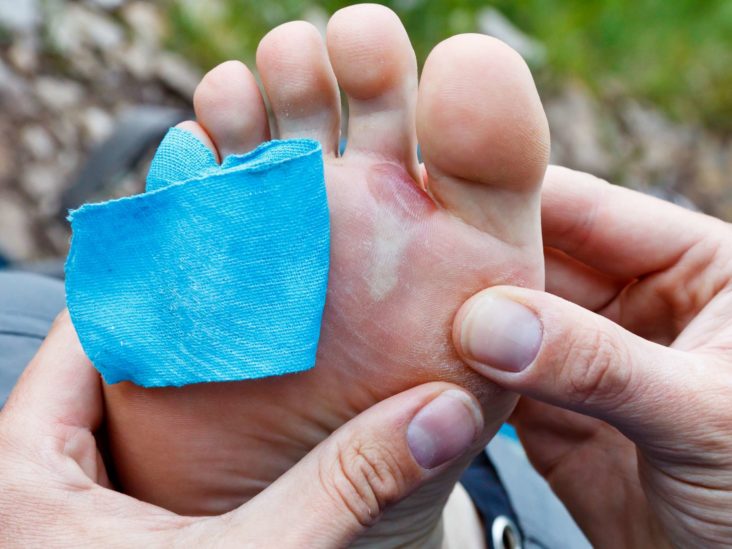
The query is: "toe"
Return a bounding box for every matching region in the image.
[175,120,218,160]
[417,35,550,247]
[193,60,270,159]
[256,21,340,156]
[326,4,419,175]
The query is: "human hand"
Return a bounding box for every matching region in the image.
[452,166,732,547]
[0,312,484,548]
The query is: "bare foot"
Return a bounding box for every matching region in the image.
[104,5,549,547]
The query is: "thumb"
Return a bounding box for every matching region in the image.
[206,382,483,547]
[452,286,705,442]
[1,310,102,435]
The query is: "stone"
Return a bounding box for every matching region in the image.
[122,2,163,47]
[0,59,37,116]
[35,77,85,110]
[79,106,114,144]
[21,162,66,218]
[545,83,614,177]
[115,42,156,80]
[83,8,126,51]
[0,193,36,260]
[20,125,56,160]
[49,117,80,148]
[47,3,124,55]
[156,53,202,99]
[0,0,192,259]
[0,140,13,184]
[21,163,63,198]
[687,136,732,218]
[620,100,695,175]
[478,7,546,66]
[7,35,39,73]
[0,0,39,34]
[46,222,72,256]
[85,0,126,10]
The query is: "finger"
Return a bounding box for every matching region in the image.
[209,383,483,547]
[542,165,724,278]
[452,286,713,445]
[511,398,648,547]
[2,310,102,434]
[544,246,626,311]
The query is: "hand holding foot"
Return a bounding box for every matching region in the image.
[454,169,732,547]
[0,312,484,547]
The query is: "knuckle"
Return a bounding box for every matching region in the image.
[320,435,411,528]
[558,324,633,408]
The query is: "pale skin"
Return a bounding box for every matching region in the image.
[103,5,549,548]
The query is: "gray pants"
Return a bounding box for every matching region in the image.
[0,271,588,548]
[0,271,65,405]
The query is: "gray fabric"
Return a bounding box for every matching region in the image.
[487,435,591,549]
[0,271,65,406]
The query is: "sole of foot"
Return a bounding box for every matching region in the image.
[104,5,549,547]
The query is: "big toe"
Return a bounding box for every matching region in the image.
[417,35,549,249]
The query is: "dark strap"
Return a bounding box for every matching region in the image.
[460,450,523,548]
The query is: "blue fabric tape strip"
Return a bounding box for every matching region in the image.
[65,128,330,387]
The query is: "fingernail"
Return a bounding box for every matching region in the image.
[460,293,542,372]
[407,390,482,470]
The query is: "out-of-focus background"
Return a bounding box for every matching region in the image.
[1,0,731,261]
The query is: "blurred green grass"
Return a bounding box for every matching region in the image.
[165,0,732,131]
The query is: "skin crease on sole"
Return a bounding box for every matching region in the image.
[102,4,549,547]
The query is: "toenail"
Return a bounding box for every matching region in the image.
[460,293,542,373]
[407,389,482,469]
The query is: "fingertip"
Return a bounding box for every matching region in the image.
[407,388,483,470]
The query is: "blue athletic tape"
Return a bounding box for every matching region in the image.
[65,128,330,387]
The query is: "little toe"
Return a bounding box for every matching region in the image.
[193,60,270,159]
[326,4,419,175]
[417,35,550,248]
[256,21,340,156]
[175,120,218,160]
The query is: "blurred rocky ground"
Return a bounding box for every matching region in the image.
[0,0,731,261]
[0,0,198,260]
[483,6,732,217]
[545,83,732,215]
